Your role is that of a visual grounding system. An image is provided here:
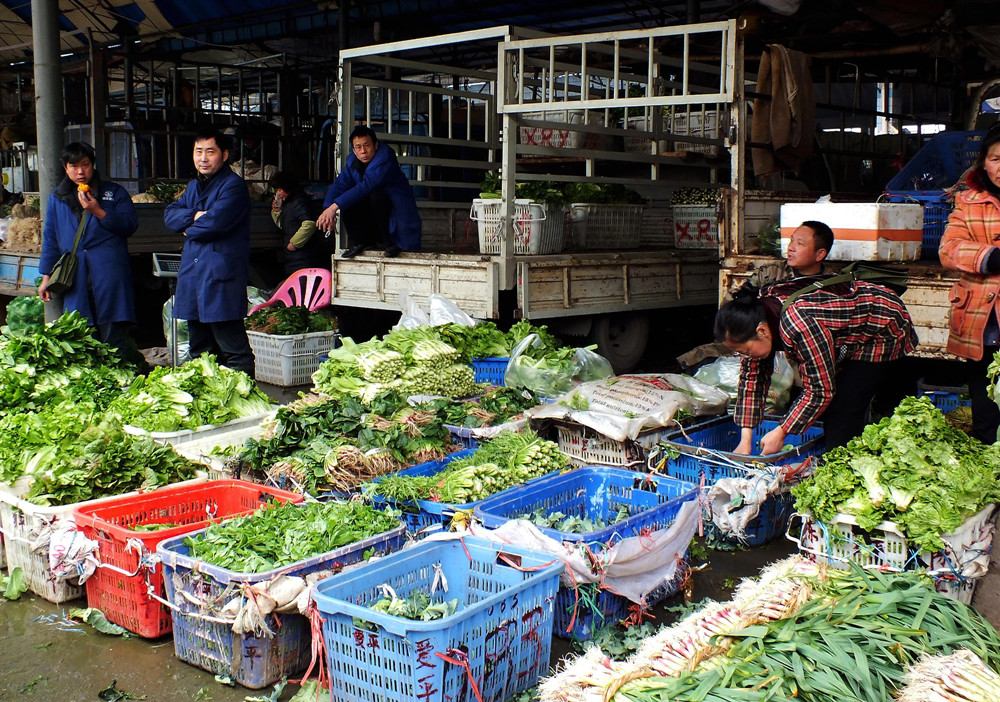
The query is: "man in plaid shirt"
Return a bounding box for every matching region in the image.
[716,278,917,454]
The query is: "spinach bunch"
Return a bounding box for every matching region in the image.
[245,306,336,335]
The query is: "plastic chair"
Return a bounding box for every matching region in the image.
[248,267,332,315]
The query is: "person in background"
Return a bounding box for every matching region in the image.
[716,279,917,454]
[164,128,254,375]
[785,219,833,277]
[38,141,145,367]
[269,171,329,276]
[939,123,1000,443]
[316,125,421,258]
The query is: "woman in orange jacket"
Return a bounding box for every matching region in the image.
[939,124,1000,443]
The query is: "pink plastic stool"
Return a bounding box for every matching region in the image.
[248,268,332,315]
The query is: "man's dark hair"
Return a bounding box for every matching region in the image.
[714,283,768,344]
[62,142,96,166]
[349,125,378,144]
[269,171,302,193]
[193,128,232,154]
[800,220,834,253]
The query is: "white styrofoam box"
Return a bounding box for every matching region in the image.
[780,202,924,261]
[519,110,606,150]
[673,204,719,249]
[669,109,721,155]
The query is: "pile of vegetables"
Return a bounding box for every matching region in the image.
[185,500,399,573]
[368,429,565,505]
[366,585,458,622]
[792,396,1000,551]
[245,305,336,335]
[20,422,199,506]
[106,355,272,432]
[436,319,561,363]
[480,171,643,205]
[613,567,1000,702]
[524,505,630,535]
[313,330,479,400]
[235,391,455,494]
[898,649,1000,702]
[130,181,186,203]
[3,295,43,335]
[416,386,539,428]
[670,187,721,206]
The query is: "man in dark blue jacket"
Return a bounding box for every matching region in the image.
[164,129,254,374]
[38,142,144,367]
[316,125,421,258]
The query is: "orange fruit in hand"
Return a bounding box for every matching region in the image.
[77,183,90,193]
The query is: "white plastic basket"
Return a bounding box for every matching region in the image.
[555,422,675,467]
[247,330,339,386]
[171,418,272,479]
[787,505,996,604]
[673,204,719,249]
[568,203,644,249]
[470,198,565,255]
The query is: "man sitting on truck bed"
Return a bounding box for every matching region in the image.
[786,220,833,278]
[316,125,421,259]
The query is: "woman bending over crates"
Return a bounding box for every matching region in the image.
[715,275,917,454]
[939,122,1000,444]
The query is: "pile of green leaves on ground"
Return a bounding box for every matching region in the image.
[105,355,272,432]
[792,396,1000,551]
[235,391,454,493]
[416,386,539,428]
[185,500,399,573]
[367,586,459,622]
[368,429,565,504]
[615,566,1000,702]
[22,422,199,506]
[245,306,336,335]
[0,312,134,418]
[525,505,630,534]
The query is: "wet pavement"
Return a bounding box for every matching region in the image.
[0,537,797,702]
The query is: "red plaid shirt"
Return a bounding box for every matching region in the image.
[734,281,917,434]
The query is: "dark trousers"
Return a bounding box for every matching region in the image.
[968,351,1000,444]
[97,321,148,372]
[341,190,391,248]
[188,319,255,376]
[820,358,909,449]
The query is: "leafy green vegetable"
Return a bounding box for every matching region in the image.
[1,566,26,600]
[415,386,538,428]
[523,505,630,534]
[245,305,336,335]
[3,295,44,334]
[69,608,131,636]
[792,396,1000,552]
[367,585,459,622]
[583,622,665,660]
[106,355,272,432]
[185,501,399,573]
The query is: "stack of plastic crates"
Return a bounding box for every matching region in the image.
[884,130,984,259]
[787,504,996,604]
[917,379,972,414]
[73,480,303,638]
[652,416,824,546]
[157,513,405,688]
[313,535,562,702]
[474,466,698,640]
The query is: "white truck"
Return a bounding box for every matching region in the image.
[327,23,736,369]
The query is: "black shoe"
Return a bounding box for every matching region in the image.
[384,245,401,258]
[341,244,367,258]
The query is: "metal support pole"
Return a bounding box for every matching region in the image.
[32,0,65,217]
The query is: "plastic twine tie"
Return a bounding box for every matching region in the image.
[436,648,484,702]
[295,600,330,698]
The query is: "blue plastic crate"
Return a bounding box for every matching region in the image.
[443,424,480,450]
[156,515,405,689]
[369,449,563,533]
[917,380,971,414]
[474,467,697,639]
[886,131,984,194]
[742,492,796,547]
[474,467,698,548]
[652,416,824,485]
[313,535,562,702]
[471,356,509,385]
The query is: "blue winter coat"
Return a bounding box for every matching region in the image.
[39,176,137,325]
[324,143,421,250]
[164,169,251,323]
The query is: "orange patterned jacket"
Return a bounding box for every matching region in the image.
[939,187,1000,360]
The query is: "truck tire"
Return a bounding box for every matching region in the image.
[590,313,650,373]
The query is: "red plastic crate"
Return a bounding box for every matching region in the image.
[72,480,304,638]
